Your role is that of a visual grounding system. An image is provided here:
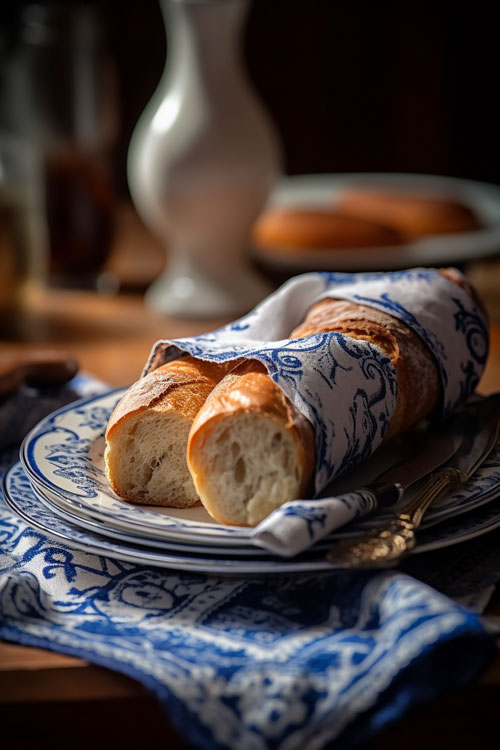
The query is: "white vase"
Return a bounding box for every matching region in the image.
[128,0,282,317]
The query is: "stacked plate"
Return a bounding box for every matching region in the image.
[4,389,500,575]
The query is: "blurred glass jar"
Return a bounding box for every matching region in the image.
[0,1,118,288]
[0,132,48,324]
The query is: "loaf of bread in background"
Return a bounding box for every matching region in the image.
[187,287,449,527]
[335,188,481,239]
[252,207,404,250]
[105,356,235,507]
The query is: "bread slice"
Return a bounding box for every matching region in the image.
[187,359,315,525]
[104,356,233,507]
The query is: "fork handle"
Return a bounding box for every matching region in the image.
[404,466,467,527]
[326,466,467,568]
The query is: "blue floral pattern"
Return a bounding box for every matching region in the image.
[146,268,488,489]
[0,459,495,750]
[21,392,500,557]
[6,457,500,572]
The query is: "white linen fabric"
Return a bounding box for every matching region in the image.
[145,269,489,555]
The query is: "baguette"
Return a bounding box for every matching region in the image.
[335,188,481,239]
[252,207,404,250]
[187,291,446,527]
[104,356,235,507]
[106,269,482,524]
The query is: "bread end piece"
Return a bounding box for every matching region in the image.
[105,356,232,508]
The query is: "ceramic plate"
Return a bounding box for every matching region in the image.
[252,173,500,271]
[419,439,500,527]
[6,462,500,574]
[21,389,255,545]
[34,483,282,557]
[21,390,500,548]
[3,462,346,574]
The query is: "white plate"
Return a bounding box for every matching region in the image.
[252,173,500,271]
[21,390,500,549]
[34,483,281,557]
[3,462,344,573]
[27,470,256,546]
[21,389,255,545]
[6,462,500,574]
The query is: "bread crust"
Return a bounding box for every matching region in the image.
[291,298,439,438]
[105,356,235,507]
[336,188,481,239]
[252,207,403,250]
[106,356,233,440]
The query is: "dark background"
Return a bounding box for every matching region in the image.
[102,0,500,195]
[2,0,500,195]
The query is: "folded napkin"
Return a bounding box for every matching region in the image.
[0,373,497,750]
[0,478,496,750]
[145,268,489,556]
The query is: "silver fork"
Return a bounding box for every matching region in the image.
[326,394,500,568]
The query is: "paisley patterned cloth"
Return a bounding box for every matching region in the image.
[0,452,495,750]
[145,268,489,556]
[146,269,488,493]
[0,375,496,750]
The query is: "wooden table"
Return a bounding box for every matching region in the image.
[2,209,500,749]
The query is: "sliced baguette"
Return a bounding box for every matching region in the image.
[187,300,442,526]
[104,356,234,507]
[107,268,480,524]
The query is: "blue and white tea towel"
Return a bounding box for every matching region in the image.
[0,369,496,750]
[146,268,489,556]
[0,465,495,750]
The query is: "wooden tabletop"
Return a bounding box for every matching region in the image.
[2,206,500,749]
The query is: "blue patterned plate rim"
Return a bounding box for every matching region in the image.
[24,475,259,546]
[20,389,500,545]
[30,462,500,553]
[34,481,287,557]
[2,462,342,573]
[6,461,500,572]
